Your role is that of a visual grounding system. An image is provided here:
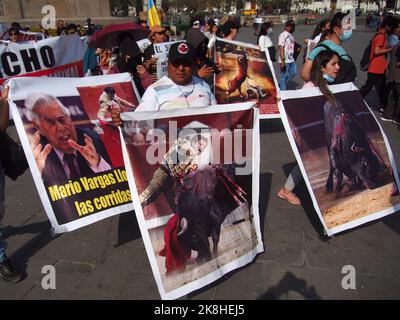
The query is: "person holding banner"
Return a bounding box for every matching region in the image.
[111,42,217,126]
[278,50,341,205]
[0,87,23,283]
[143,26,168,79]
[26,93,112,188]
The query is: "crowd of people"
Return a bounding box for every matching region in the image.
[1,11,399,284]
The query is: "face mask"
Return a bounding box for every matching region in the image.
[339,29,352,42]
[323,73,335,83]
[267,28,273,36]
[388,34,399,48]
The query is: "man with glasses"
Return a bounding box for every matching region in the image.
[26,93,112,192]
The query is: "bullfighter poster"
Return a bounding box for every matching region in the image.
[0,34,84,86]
[279,82,400,236]
[120,102,264,299]
[214,38,280,119]
[7,73,139,233]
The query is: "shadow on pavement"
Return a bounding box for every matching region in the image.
[257,272,321,300]
[115,210,142,247]
[7,221,58,278]
[260,118,285,134]
[259,172,273,241]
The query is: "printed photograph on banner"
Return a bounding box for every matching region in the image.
[0,35,84,85]
[214,38,279,118]
[281,87,400,234]
[121,104,263,299]
[8,75,136,232]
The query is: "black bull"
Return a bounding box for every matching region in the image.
[323,101,385,197]
[175,165,247,262]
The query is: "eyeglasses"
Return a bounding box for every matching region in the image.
[10,33,18,37]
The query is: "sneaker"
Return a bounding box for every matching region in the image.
[381,116,392,122]
[0,259,23,283]
[277,188,301,205]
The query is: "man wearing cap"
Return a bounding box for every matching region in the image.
[135,41,216,111]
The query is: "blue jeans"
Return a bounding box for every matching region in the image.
[0,161,6,263]
[279,62,297,90]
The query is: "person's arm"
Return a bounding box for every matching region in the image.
[301,59,313,81]
[373,34,394,56]
[137,65,154,91]
[279,46,285,70]
[0,87,10,132]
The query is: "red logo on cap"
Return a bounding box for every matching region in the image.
[178,43,189,54]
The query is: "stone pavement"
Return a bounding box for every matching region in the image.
[0,24,399,300]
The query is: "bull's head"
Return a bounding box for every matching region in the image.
[353,154,382,190]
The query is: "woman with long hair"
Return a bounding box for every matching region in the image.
[257,21,275,61]
[278,50,340,205]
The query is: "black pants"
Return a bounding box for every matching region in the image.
[383,82,400,121]
[359,72,388,109]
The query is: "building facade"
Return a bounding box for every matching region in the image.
[0,0,111,22]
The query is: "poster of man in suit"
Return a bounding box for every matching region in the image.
[8,74,138,233]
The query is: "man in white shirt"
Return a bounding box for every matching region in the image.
[112,42,216,124]
[278,20,298,90]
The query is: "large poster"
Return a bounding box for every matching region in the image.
[279,83,400,236]
[214,38,280,119]
[8,73,139,233]
[0,35,84,85]
[120,102,263,299]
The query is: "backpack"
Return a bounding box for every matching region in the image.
[360,33,381,71]
[268,46,276,62]
[317,44,357,84]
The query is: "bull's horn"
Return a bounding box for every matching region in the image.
[177,218,188,237]
[351,142,364,153]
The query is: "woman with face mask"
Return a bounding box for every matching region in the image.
[301,12,356,84]
[278,50,340,205]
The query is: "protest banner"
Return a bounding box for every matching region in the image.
[120,102,264,299]
[153,40,178,80]
[0,35,84,85]
[8,73,139,233]
[279,82,400,236]
[214,38,280,119]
